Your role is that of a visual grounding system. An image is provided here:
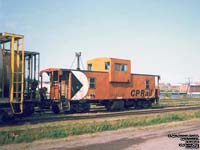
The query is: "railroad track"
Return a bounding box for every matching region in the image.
[7,106,199,126]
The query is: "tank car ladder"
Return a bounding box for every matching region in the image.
[8,33,25,114]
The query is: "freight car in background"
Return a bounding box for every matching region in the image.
[40,57,160,113]
[0,32,40,122]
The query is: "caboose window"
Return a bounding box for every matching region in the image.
[115,64,121,71]
[115,64,127,71]
[88,64,92,71]
[121,64,128,71]
[145,80,150,89]
[89,77,96,89]
[53,71,59,82]
[104,62,110,70]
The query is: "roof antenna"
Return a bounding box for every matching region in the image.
[75,52,81,70]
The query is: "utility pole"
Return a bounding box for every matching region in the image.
[185,77,191,98]
[76,52,81,70]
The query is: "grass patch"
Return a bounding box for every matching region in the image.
[0,110,200,145]
[158,98,200,107]
[194,111,200,118]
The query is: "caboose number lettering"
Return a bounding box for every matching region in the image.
[131,89,152,97]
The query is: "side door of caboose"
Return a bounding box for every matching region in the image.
[50,71,60,100]
[60,71,70,99]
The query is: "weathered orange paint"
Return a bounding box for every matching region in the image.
[84,57,159,100]
[50,84,59,100]
[87,57,131,83]
[109,58,131,83]
[40,57,160,101]
[84,71,158,100]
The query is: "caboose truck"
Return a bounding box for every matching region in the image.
[0,33,40,122]
[40,57,160,113]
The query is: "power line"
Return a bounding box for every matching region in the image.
[70,57,76,69]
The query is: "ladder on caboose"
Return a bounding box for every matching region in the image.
[5,33,24,114]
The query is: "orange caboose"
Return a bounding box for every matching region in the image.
[40,57,160,113]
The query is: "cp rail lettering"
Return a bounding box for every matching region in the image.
[131,89,152,97]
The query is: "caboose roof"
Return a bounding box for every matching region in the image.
[87,57,130,62]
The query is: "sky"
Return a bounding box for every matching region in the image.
[0,0,200,84]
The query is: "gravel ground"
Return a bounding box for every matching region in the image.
[1,119,200,150]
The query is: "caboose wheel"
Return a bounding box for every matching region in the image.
[106,100,125,111]
[135,100,144,109]
[146,100,152,108]
[82,102,90,112]
[70,101,90,113]
[125,100,135,108]
[52,103,60,114]
[105,101,111,111]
